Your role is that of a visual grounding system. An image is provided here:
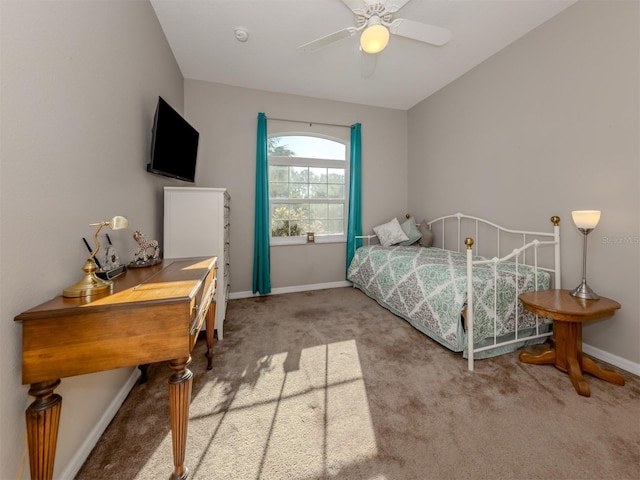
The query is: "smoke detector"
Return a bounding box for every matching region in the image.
[234,27,249,42]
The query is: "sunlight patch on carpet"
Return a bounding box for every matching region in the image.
[151,339,380,480]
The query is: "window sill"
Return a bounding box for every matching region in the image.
[271,236,346,247]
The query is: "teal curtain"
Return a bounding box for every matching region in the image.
[253,112,271,294]
[346,123,362,276]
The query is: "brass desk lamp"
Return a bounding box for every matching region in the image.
[63,215,128,298]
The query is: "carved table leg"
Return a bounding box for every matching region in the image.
[25,379,62,480]
[519,348,556,365]
[566,356,589,396]
[582,356,625,386]
[168,356,193,480]
[205,300,216,370]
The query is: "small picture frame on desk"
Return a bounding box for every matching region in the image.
[307,232,315,243]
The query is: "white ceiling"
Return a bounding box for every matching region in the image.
[150,0,577,110]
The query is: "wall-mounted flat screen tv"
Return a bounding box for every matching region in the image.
[147,96,199,183]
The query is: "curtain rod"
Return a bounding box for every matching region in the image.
[267,116,351,129]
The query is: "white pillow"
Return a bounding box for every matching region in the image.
[373,217,410,247]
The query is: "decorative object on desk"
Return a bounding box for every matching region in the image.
[307,232,315,243]
[96,233,127,280]
[102,234,122,270]
[63,215,129,298]
[128,230,161,267]
[570,210,601,300]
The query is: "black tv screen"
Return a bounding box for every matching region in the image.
[147,96,199,183]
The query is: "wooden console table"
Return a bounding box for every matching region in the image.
[519,289,624,397]
[15,256,217,480]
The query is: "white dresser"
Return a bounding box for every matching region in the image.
[163,187,230,338]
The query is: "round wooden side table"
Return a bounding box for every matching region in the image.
[518,289,624,397]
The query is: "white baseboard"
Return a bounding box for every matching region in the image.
[229,280,352,300]
[59,368,141,479]
[583,342,640,376]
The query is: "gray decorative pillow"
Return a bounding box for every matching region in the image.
[399,216,422,246]
[418,220,434,247]
[373,217,410,246]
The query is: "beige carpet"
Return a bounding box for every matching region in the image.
[77,287,640,480]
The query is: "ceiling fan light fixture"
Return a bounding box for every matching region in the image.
[360,23,389,54]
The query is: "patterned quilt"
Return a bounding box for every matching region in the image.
[347,245,551,355]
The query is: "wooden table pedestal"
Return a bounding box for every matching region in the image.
[518,289,624,397]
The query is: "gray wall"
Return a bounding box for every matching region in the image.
[184,80,408,293]
[408,0,639,364]
[1,1,183,478]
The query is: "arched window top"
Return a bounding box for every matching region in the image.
[269,135,346,161]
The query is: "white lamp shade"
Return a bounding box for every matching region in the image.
[360,24,389,54]
[109,215,129,230]
[571,210,601,229]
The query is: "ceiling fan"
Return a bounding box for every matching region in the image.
[296,0,452,55]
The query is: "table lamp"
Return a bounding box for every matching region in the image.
[570,210,600,300]
[63,215,129,298]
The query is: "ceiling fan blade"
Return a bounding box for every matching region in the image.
[360,51,378,78]
[385,0,413,14]
[389,18,452,46]
[340,0,368,15]
[296,27,357,54]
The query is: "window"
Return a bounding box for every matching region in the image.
[269,135,349,245]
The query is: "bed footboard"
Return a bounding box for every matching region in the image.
[453,215,561,371]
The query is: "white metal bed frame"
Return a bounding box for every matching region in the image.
[355,213,561,371]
